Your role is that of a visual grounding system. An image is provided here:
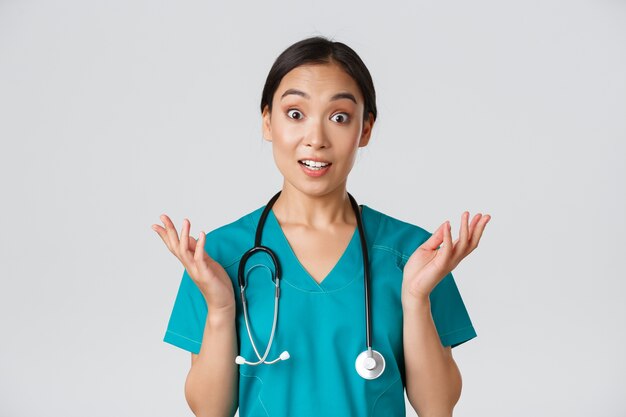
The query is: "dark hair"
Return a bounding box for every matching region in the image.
[260,36,377,124]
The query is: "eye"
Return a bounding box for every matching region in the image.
[331,112,350,124]
[287,109,303,120]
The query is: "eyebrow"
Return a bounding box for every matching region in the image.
[280,88,357,104]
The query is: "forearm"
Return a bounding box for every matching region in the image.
[185,305,239,417]
[403,298,462,417]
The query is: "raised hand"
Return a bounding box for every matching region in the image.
[401,211,491,307]
[152,215,235,313]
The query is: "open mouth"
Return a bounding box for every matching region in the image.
[298,160,332,171]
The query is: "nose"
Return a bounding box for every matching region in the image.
[303,118,329,149]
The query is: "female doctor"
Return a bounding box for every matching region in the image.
[153,36,491,417]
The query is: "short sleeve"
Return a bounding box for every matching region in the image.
[429,271,477,348]
[163,267,208,354]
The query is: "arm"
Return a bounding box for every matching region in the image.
[185,304,239,417]
[403,297,462,417]
[401,213,489,416]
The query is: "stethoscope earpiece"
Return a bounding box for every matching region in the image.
[235,351,290,366]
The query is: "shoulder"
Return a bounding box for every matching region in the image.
[202,205,263,267]
[364,205,433,267]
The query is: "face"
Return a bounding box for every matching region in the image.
[262,61,374,197]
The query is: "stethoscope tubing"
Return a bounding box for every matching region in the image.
[348,191,373,353]
[235,190,384,378]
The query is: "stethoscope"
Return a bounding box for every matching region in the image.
[234,190,386,380]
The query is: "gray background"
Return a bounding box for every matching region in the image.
[1,0,625,416]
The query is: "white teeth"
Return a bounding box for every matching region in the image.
[301,159,330,167]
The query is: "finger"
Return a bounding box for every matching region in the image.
[194,232,212,281]
[194,230,208,266]
[151,224,168,244]
[468,213,482,237]
[420,222,446,251]
[160,214,180,250]
[187,235,198,248]
[179,218,193,264]
[470,214,491,247]
[451,211,469,256]
[441,220,453,258]
[459,211,469,245]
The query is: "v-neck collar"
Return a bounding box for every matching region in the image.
[247,203,381,293]
[268,206,359,291]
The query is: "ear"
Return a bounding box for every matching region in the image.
[262,105,272,142]
[359,112,374,147]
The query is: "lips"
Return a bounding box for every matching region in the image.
[298,160,332,166]
[298,159,332,166]
[298,159,332,177]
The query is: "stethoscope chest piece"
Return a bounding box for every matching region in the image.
[355,349,385,380]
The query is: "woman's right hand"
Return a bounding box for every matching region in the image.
[152,214,236,314]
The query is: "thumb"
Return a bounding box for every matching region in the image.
[419,222,446,251]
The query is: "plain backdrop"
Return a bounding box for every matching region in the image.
[1,0,625,416]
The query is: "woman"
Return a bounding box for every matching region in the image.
[153,36,491,417]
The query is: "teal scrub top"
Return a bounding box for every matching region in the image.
[163,204,477,417]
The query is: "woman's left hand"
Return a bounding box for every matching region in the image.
[401,211,491,307]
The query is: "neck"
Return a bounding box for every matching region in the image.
[271,181,358,230]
